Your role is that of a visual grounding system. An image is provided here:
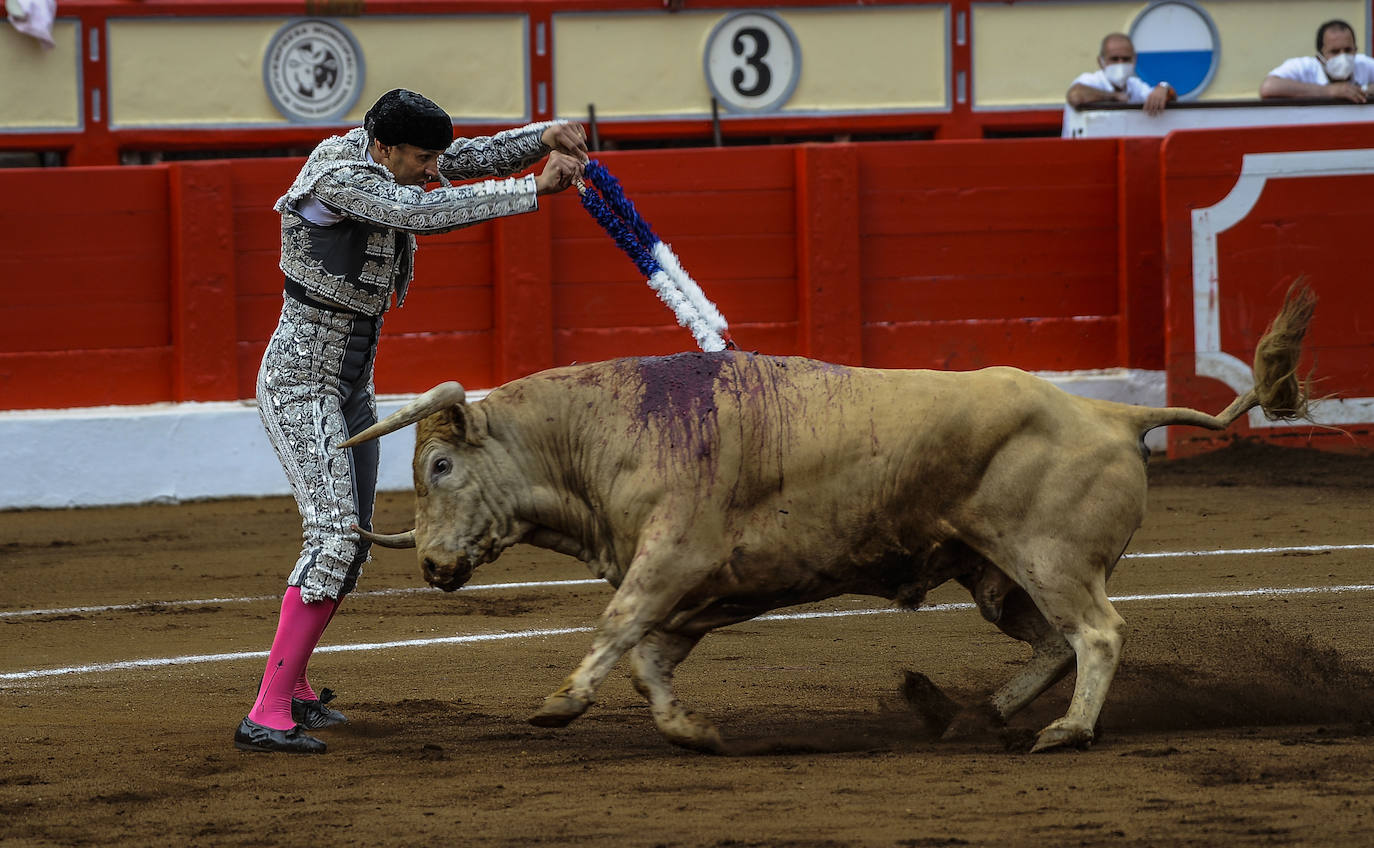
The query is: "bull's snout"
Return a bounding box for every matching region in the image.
[421,555,472,592]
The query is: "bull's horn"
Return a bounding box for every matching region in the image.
[354,524,416,549]
[339,381,468,447]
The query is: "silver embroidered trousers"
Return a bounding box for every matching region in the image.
[257,295,382,603]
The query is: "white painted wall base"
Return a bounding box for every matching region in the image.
[0,370,1165,510]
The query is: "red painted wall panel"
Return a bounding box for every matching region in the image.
[1161,123,1374,455]
[864,272,1119,323]
[0,349,173,410]
[0,168,171,355]
[855,138,1122,360]
[864,317,1120,373]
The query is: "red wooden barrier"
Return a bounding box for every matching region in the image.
[857,138,1124,371]
[0,138,1161,412]
[1161,123,1374,455]
[1,166,172,408]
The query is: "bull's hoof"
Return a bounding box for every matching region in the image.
[940,703,1002,741]
[1030,720,1094,753]
[900,670,960,735]
[666,730,727,755]
[529,692,590,728]
[659,712,727,755]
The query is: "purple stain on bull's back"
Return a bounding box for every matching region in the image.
[634,352,731,468]
[636,352,725,423]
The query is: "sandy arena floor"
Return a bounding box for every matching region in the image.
[3,442,1374,847]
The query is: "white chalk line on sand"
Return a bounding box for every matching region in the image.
[4,542,1372,622]
[5,581,1374,684]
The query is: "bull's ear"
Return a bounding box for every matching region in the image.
[461,402,489,446]
[440,399,487,447]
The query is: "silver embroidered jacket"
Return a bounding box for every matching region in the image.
[274,122,554,315]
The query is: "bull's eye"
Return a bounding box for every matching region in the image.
[432,457,452,478]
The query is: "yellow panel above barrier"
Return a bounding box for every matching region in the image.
[0,20,81,131]
[106,15,529,128]
[553,7,949,121]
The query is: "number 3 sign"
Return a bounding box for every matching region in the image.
[704,12,801,113]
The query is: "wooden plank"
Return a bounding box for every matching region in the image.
[796,144,862,364]
[553,278,796,328]
[229,158,303,205]
[0,348,172,410]
[235,343,265,401]
[409,242,498,286]
[4,303,169,352]
[235,295,284,348]
[553,323,802,364]
[0,211,170,264]
[858,139,1119,189]
[383,287,495,335]
[551,189,797,238]
[0,167,168,215]
[1160,122,1374,179]
[4,258,171,310]
[553,234,796,284]
[863,272,1118,323]
[861,185,1116,235]
[231,210,283,253]
[862,230,1116,279]
[862,316,1121,372]
[169,162,238,401]
[1117,137,1165,371]
[493,211,554,382]
[591,147,797,192]
[235,255,288,297]
[375,332,494,394]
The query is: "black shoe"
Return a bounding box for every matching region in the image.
[234,717,326,754]
[292,687,347,729]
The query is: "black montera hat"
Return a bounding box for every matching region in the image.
[364,89,453,151]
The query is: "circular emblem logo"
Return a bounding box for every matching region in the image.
[1130,1,1220,100]
[703,12,801,114]
[264,19,365,123]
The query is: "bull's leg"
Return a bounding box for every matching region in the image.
[627,630,725,753]
[1018,570,1128,753]
[987,588,1075,721]
[530,543,714,729]
[941,585,1073,739]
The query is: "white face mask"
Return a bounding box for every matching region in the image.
[1103,62,1135,88]
[1323,52,1356,81]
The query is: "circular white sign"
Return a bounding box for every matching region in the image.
[264,19,365,123]
[704,12,801,113]
[1130,0,1220,99]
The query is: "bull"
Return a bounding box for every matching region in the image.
[342,284,1315,754]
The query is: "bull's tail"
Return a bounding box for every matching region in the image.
[1133,281,1316,435]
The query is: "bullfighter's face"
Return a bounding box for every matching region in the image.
[373,141,442,187]
[411,427,515,591]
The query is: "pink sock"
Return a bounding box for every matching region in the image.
[248,587,338,730]
[291,601,342,702]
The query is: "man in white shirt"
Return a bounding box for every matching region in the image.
[1260,19,1374,102]
[1063,33,1174,138]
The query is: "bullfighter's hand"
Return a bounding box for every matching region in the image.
[535,150,585,195]
[542,122,589,163]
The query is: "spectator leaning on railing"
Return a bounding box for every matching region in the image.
[1063,33,1175,137]
[1260,18,1374,103]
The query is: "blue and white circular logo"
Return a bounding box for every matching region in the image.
[1130,1,1219,100]
[264,19,365,123]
